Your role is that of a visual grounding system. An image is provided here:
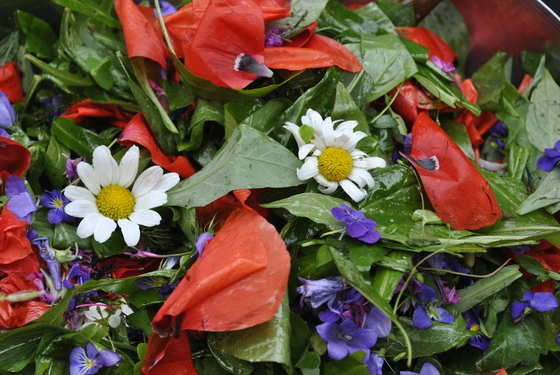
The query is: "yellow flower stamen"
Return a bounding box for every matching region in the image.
[470,324,480,332]
[96,185,135,220]
[318,147,353,182]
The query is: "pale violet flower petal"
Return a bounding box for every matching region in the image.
[77,162,101,196]
[93,216,117,243]
[129,209,162,227]
[118,219,141,247]
[118,145,140,188]
[134,190,168,210]
[64,186,96,204]
[65,200,98,218]
[132,166,163,197]
[76,213,104,238]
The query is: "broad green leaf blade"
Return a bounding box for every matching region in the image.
[51,117,107,161]
[269,0,329,30]
[214,294,291,365]
[478,314,548,372]
[167,125,303,208]
[517,169,560,214]
[262,193,350,230]
[384,316,475,358]
[354,2,398,35]
[527,69,560,151]
[454,265,522,313]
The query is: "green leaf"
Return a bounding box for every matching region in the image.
[478,314,548,372]
[52,222,92,250]
[16,11,57,60]
[384,315,475,358]
[342,34,417,104]
[214,294,291,366]
[51,0,122,28]
[354,2,397,35]
[325,350,370,375]
[332,82,369,134]
[44,135,69,188]
[269,0,329,30]
[24,54,95,87]
[318,0,380,40]
[471,52,507,110]
[0,31,20,66]
[517,255,547,276]
[51,116,107,161]
[178,99,224,151]
[516,168,560,215]
[167,125,303,208]
[454,265,522,313]
[262,193,350,230]
[442,120,476,160]
[376,0,415,27]
[419,0,470,75]
[526,69,560,151]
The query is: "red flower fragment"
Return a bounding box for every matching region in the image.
[152,190,290,334]
[0,136,32,181]
[142,331,197,374]
[61,99,135,129]
[404,112,502,230]
[396,27,456,63]
[0,61,24,104]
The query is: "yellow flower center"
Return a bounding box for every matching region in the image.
[96,185,135,220]
[470,324,480,332]
[318,147,353,182]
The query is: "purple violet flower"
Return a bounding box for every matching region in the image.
[265,27,290,47]
[537,140,560,171]
[401,362,440,375]
[153,0,177,18]
[557,331,560,346]
[412,284,454,330]
[5,175,37,223]
[511,290,558,323]
[297,276,347,309]
[364,352,384,375]
[64,156,86,181]
[31,237,62,291]
[192,232,214,258]
[331,204,381,244]
[462,309,490,350]
[316,319,378,361]
[430,56,455,73]
[63,264,92,289]
[69,342,121,375]
[365,306,392,338]
[40,189,75,224]
[0,91,15,137]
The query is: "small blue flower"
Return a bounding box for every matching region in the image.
[5,175,37,223]
[316,318,378,361]
[511,290,558,323]
[364,352,384,375]
[63,264,92,289]
[153,0,177,17]
[400,362,440,375]
[537,140,560,172]
[31,237,62,291]
[69,342,121,375]
[364,306,392,338]
[40,189,75,224]
[265,28,290,47]
[297,276,346,309]
[462,309,490,351]
[192,232,214,258]
[0,91,15,138]
[412,284,454,330]
[331,204,381,244]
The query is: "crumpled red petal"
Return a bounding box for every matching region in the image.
[152,190,290,334]
[396,27,456,63]
[119,113,195,178]
[143,331,197,374]
[60,99,135,129]
[0,137,32,180]
[115,0,170,69]
[0,61,23,104]
[405,112,502,230]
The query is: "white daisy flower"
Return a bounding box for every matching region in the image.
[284,109,386,202]
[64,145,179,246]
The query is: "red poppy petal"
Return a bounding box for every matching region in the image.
[115,0,169,69]
[396,27,456,63]
[0,61,23,104]
[407,112,502,230]
[143,331,196,374]
[118,114,195,178]
[255,0,292,21]
[183,0,267,89]
[265,33,362,72]
[518,74,533,94]
[153,191,290,333]
[61,99,135,129]
[0,137,32,178]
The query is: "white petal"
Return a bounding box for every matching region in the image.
[118,145,140,188]
[339,131,367,151]
[354,156,387,170]
[152,173,179,192]
[321,117,335,146]
[335,120,359,133]
[93,216,117,243]
[348,168,375,188]
[129,209,162,227]
[65,200,98,218]
[284,122,306,147]
[76,213,104,238]
[108,314,121,328]
[339,179,367,202]
[132,166,163,197]
[135,190,168,210]
[77,162,101,196]
[93,146,119,188]
[118,219,141,247]
[297,158,320,180]
[64,186,96,203]
[316,176,339,194]
[298,143,315,160]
